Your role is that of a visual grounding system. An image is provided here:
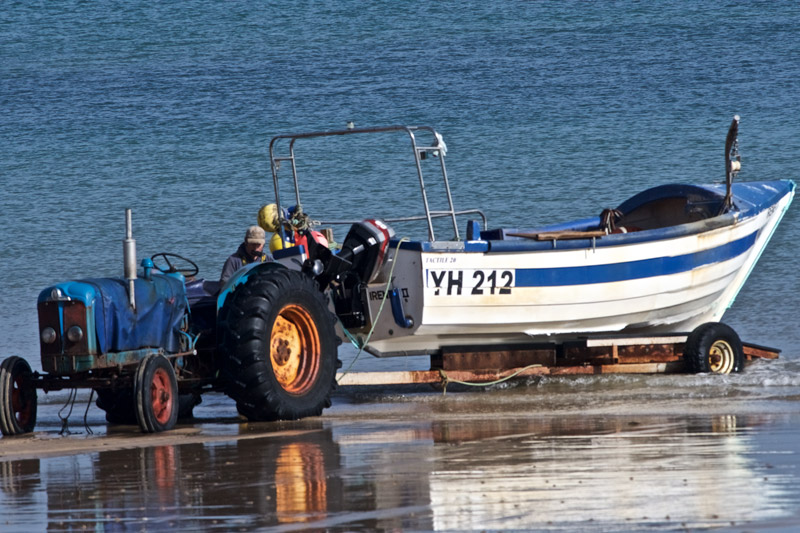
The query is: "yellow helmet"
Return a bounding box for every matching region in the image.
[269,232,293,252]
[258,204,280,233]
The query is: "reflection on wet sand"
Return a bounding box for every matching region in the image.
[1,412,798,531]
[428,416,779,530]
[274,442,327,523]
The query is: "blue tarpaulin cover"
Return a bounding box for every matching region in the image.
[85,275,187,354]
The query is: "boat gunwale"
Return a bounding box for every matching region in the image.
[390,180,794,254]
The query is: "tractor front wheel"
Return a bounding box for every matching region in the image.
[0,356,38,436]
[134,354,179,433]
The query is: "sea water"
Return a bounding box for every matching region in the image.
[2,1,798,369]
[2,2,800,531]
[2,0,800,393]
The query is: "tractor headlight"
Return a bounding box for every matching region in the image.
[41,327,57,344]
[66,325,84,343]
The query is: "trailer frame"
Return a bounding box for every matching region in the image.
[335,333,779,387]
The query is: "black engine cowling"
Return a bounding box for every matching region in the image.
[303,219,395,329]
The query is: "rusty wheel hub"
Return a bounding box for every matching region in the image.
[270,304,321,395]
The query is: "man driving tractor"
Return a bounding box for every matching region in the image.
[220,225,273,284]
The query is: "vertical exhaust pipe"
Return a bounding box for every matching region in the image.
[123,209,137,311]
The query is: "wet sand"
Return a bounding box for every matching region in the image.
[3,372,800,532]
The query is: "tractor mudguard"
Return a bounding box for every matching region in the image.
[216,262,288,313]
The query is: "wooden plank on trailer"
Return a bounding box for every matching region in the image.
[598,362,684,374]
[560,343,614,365]
[743,343,780,360]
[563,337,685,365]
[336,361,688,386]
[616,344,683,364]
[336,366,552,386]
[336,371,439,386]
[585,336,688,347]
[436,343,556,370]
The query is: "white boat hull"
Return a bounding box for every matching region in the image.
[362,181,794,356]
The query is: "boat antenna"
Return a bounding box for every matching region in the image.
[723,115,741,213]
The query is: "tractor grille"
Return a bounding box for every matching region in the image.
[38,300,90,373]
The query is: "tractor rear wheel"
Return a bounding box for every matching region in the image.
[0,356,38,436]
[218,268,340,421]
[134,354,179,433]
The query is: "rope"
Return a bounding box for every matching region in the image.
[83,389,95,435]
[337,237,410,381]
[437,364,543,395]
[58,389,78,435]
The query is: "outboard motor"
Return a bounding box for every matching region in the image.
[306,219,395,285]
[305,219,395,329]
[336,219,395,283]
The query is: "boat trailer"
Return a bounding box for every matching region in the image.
[336,334,779,387]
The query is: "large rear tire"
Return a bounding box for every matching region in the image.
[0,357,38,436]
[684,322,744,374]
[134,354,179,433]
[218,269,340,421]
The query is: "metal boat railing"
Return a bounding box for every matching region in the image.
[268,125,486,242]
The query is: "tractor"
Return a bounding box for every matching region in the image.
[0,125,446,436]
[0,204,395,435]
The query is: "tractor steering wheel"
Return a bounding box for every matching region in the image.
[151,253,199,278]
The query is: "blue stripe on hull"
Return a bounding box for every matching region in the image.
[515,231,758,287]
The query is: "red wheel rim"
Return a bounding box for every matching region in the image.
[11,373,33,427]
[150,367,174,425]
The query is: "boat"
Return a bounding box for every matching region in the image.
[264,117,795,357]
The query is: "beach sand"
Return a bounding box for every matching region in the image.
[2,373,800,532]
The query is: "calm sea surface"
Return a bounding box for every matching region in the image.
[2,2,800,531]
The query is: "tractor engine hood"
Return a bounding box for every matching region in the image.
[37,275,187,357]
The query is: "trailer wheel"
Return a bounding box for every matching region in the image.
[134,354,179,433]
[0,357,38,436]
[218,268,340,421]
[684,322,744,374]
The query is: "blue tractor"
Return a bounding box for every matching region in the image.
[0,125,444,436]
[0,207,362,435]
[0,205,394,435]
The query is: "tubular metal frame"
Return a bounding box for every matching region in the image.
[268,125,486,242]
